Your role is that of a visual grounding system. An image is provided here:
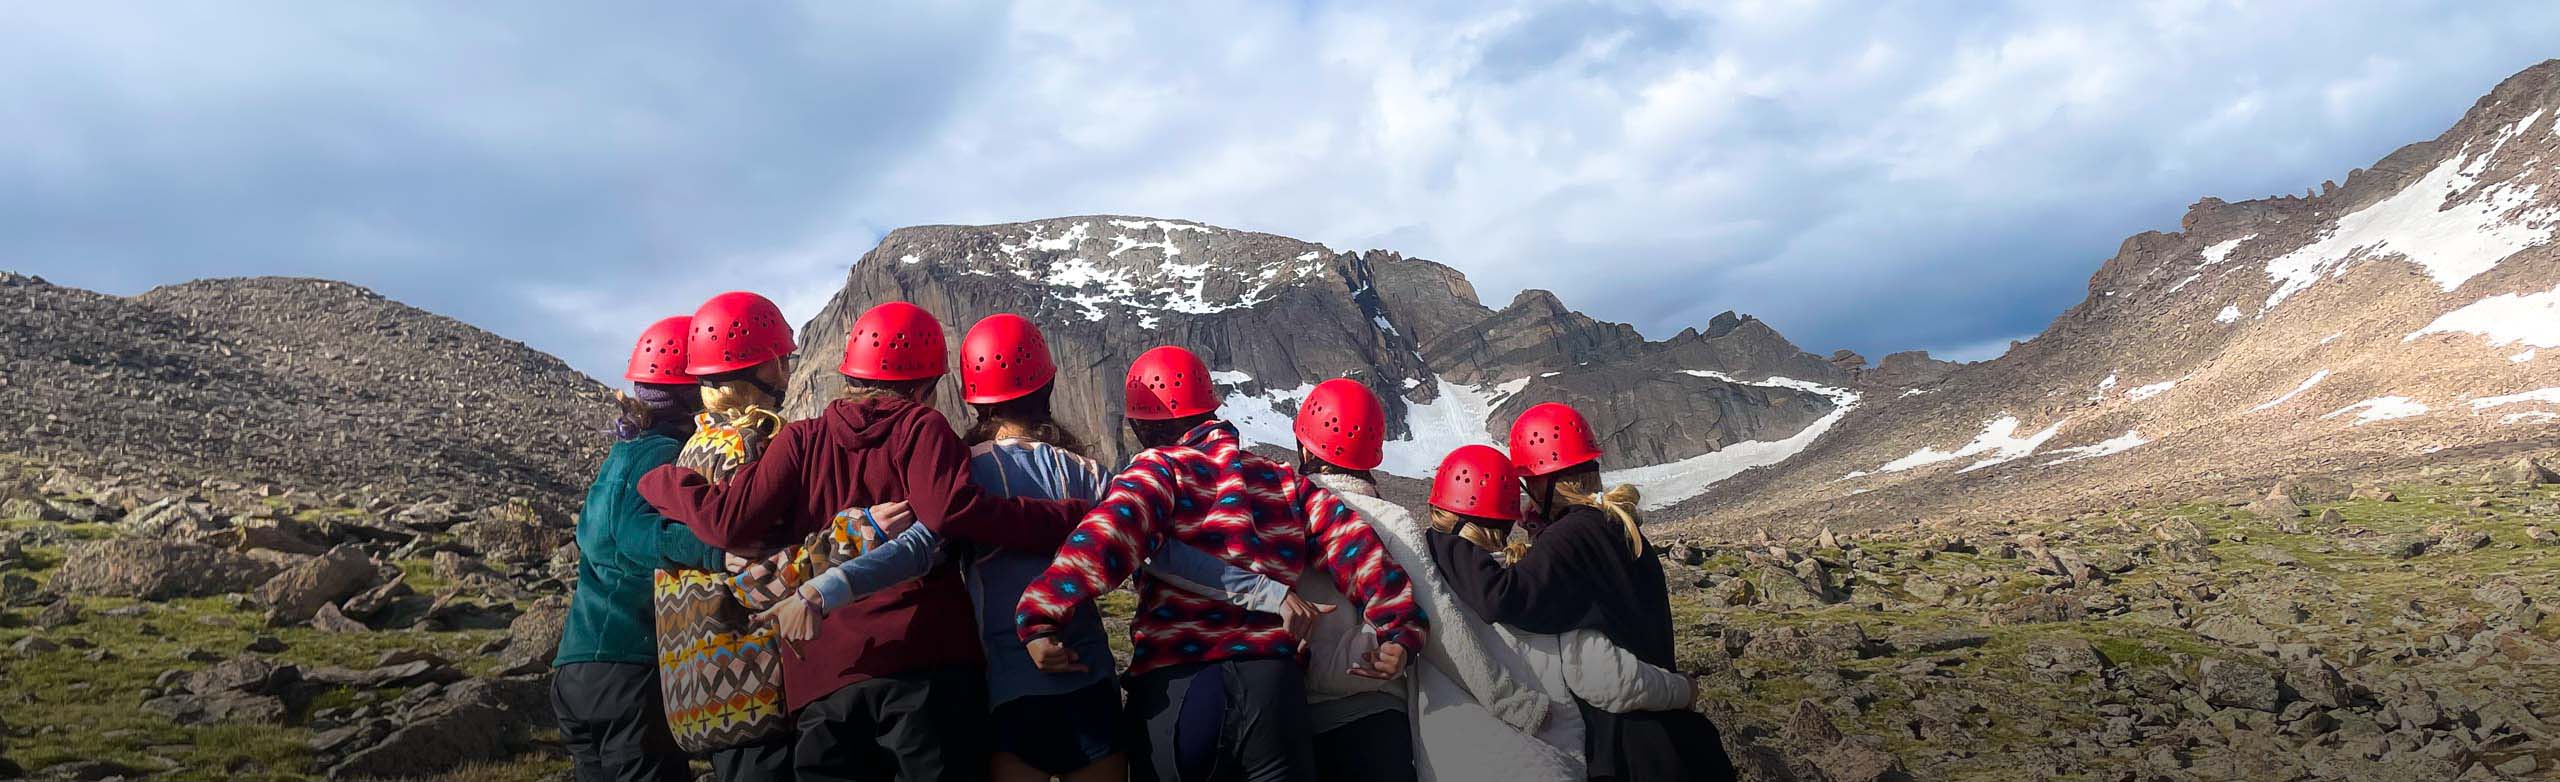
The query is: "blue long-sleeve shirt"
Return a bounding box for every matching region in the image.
[800,438,1113,704]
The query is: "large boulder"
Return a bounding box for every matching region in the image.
[496,597,570,674]
[325,699,509,780]
[452,517,569,564]
[255,545,382,624]
[47,539,280,599]
[2198,659,2283,712]
[2485,456,2559,486]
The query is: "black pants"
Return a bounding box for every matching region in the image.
[1312,708,1414,782]
[792,666,990,782]
[1583,702,1738,782]
[711,736,793,782]
[1124,658,1316,782]
[551,662,691,782]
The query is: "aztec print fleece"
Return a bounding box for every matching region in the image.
[1014,420,1426,676]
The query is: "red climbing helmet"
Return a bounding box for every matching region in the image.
[1123,346,1220,420]
[1508,402,1603,476]
[624,316,696,384]
[839,301,948,381]
[684,292,796,376]
[1431,444,1522,521]
[959,313,1056,403]
[1294,378,1385,470]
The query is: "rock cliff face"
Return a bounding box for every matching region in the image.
[784,217,1855,486]
[0,275,609,516]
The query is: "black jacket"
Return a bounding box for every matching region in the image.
[1428,504,1736,782]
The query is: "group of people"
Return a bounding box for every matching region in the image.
[550,289,1737,782]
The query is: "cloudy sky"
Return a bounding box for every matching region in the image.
[9,1,2558,379]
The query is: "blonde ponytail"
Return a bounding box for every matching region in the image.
[1435,507,1530,564]
[1551,472,1647,557]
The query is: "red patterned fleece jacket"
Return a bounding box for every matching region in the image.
[1014,420,1427,676]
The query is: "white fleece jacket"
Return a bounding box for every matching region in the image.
[1315,476,1694,782]
[1156,474,1690,782]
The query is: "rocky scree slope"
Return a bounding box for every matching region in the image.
[784,217,1948,508]
[0,275,612,519]
[1689,59,2560,533]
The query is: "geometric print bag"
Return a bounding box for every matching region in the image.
[652,408,790,752]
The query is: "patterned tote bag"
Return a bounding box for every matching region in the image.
[652,408,790,752]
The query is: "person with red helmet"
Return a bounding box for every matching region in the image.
[639,301,1096,782]
[1405,444,1702,782]
[1425,403,1737,781]
[1013,347,1430,782]
[550,316,733,782]
[750,312,1132,782]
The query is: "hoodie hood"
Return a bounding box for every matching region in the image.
[824,395,926,451]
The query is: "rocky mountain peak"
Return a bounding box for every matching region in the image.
[787,216,1855,502]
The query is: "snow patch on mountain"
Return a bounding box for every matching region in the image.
[2042,430,2150,465]
[2261,140,2558,310]
[2198,235,2253,265]
[2216,305,2244,324]
[2405,282,2560,349]
[1619,379,1859,510]
[2504,411,2558,425]
[2125,379,2180,402]
[1864,416,2067,475]
[2250,370,2331,412]
[2469,387,2560,412]
[2321,396,2429,425]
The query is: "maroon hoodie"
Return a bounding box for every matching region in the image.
[639,395,1087,711]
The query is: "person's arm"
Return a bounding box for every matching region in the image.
[1303,484,1426,655]
[1016,452,1181,642]
[1424,519,1596,635]
[1142,541,1291,614]
[639,427,806,552]
[900,411,1088,551]
[803,524,944,611]
[609,438,725,572]
[1560,630,1696,712]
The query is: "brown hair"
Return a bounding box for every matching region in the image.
[964,383,1088,456]
[839,375,941,404]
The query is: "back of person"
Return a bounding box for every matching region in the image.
[1547,504,1679,669]
[560,433,703,665]
[964,438,1112,696]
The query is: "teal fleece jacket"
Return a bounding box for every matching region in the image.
[554,434,726,666]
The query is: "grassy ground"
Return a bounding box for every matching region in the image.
[0,546,521,781]
[1667,479,2560,780]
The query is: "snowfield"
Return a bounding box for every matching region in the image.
[2198,235,2253,265]
[1209,368,1859,510]
[2406,282,2560,350]
[2321,396,2429,425]
[2260,116,2559,311]
[2042,430,2150,466]
[2469,387,2560,412]
[2126,379,2179,402]
[2250,370,2330,412]
[1866,415,2067,475]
